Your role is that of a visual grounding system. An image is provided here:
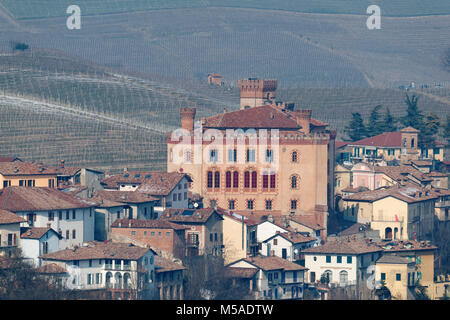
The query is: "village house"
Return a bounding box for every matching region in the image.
[39,241,157,300]
[222,210,259,264]
[375,255,417,300]
[432,188,450,223]
[159,208,223,257]
[342,184,437,241]
[0,209,25,257]
[20,226,61,266]
[226,255,308,300]
[52,161,105,194]
[111,218,186,259]
[91,197,127,241]
[95,190,158,220]
[261,231,316,263]
[154,255,186,300]
[167,78,336,230]
[303,239,383,299]
[376,239,444,299]
[207,73,224,86]
[335,126,445,164]
[0,161,58,189]
[101,171,191,214]
[0,186,96,250]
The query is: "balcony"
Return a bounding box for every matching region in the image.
[187,240,199,247]
[0,240,16,248]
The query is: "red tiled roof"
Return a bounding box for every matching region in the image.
[21,227,57,239]
[0,161,58,176]
[203,105,326,129]
[242,255,308,271]
[349,131,402,148]
[0,187,97,212]
[376,240,437,252]
[111,218,186,230]
[335,141,349,149]
[40,241,154,261]
[222,210,260,226]
[343,184,437,203]
[95,190,158,204]
[0,156,22,162]
[154,256,186,273]
[286,215,325,231]
[265,232,316,244]
[101,171,189,196]
[303,239,382,255]
[224,267,258,279]
[374,166,432,183]
[160,208,223,224]
[36,263,67,274]
[0,209,26,224]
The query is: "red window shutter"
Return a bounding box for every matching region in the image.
[13,233,17,246]
[34,214,36,222]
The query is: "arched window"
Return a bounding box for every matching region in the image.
[394,227,399,240]
[292,151,298,163]
[233,171,239,188]
[385,227,392,240]
[339,271,348,286]
[225,171,232,188]
[322,270,333,283]
[411,138,415,148]
[214,171,220,188]
[251,171,257,189]
[244,171,250,188]
[207,171,213,188]
[291,175,297,189]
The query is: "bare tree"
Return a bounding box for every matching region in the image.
[443,47,450,72]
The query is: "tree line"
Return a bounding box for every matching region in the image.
[344,93,450,149]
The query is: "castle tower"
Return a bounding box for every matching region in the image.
[238,78,277,110]
[180,108,196,131]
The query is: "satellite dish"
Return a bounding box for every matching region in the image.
[194,203,198,208]
[294,249,299,254]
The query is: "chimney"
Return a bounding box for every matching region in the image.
[60,160,65,168]
[180,108,197,131]
[47,223,51,229]
[295,110,312,135]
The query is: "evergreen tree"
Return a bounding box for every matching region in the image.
[345,113,368,141]
[367,105,384,136]
[381,107,397,132]
[421,113,441,149]
[401,94,424,130]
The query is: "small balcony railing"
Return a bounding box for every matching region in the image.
[0,240,16,247]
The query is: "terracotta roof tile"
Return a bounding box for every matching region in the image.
[349,131,402,148]
[343,184,437,203]
[243,255,308,271]
[111,218,186,230]
[266,232,316,244]
[0,209,26,224]
[95,190,157,204]
[203,104,326,129]
[224,267,258,279]
[36,263,67,274]
[20,227,58,239]
[0,161,58,176]
[303,239,382,255]
[0,187,97,212]
[40,241,154,261]
[376,255,412,264]
[154,256,186,273]
[376,240,437,252]
[101,171,190,196]
[160,208,223,224]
